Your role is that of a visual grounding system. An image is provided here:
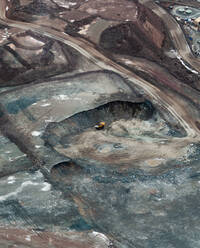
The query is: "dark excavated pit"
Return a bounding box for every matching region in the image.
[43,100,190,174]
[45,100,154,139]
[44,100,183,143]
[50,161,82,183]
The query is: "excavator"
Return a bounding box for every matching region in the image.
[95,121,105,130]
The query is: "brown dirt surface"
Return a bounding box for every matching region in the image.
[0,227,111,248]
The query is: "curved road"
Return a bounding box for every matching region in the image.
[139,0,200,73]
[114,55,200,105]
[0,0,199,137]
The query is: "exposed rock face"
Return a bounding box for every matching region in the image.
[137,2,165,48]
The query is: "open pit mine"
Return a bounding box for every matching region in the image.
[0,0,200,247]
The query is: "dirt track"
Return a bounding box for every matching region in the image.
[139,0,200,73]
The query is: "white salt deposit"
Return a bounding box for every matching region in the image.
[54,94,69,100]
[31,131,42,137]
[0,181,39,201]
[41,103,51,107]
[41,182,51,192]
[25,235,31,241]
